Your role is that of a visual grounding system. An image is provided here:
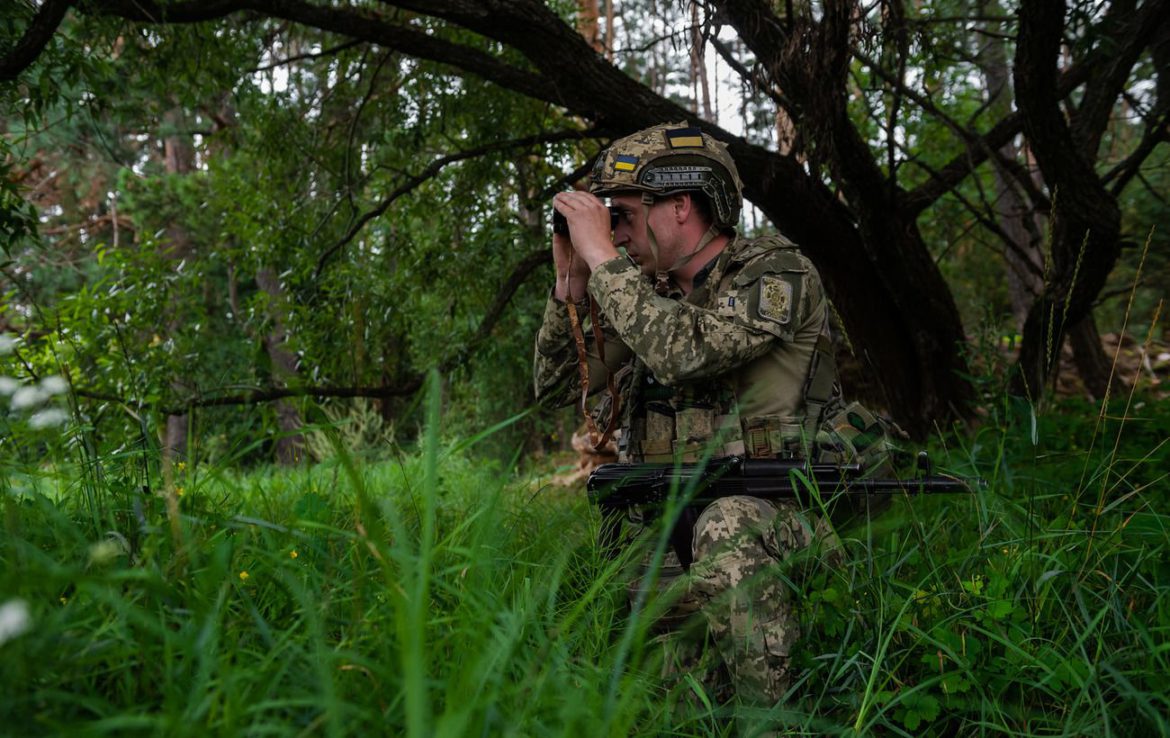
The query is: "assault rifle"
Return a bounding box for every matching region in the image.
[586,453,981,568]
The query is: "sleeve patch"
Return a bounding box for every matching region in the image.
[758,275,793,325]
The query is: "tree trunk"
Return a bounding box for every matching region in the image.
[1068,313,1120,400]
[976,0,1045,330]
[690,2,713,119]
[604,0,615,63]
[1009,0,1159,398]
[162,107,194,464]
[576,0,602,53]
[255,267,307,465]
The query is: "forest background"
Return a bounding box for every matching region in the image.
[2,0,1169,736]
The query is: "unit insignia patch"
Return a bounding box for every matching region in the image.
[758,275,793,325]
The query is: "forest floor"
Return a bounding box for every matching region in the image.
[1052,332,1170,399]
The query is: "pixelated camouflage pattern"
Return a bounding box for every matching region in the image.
[533,234,830,462]
[532,234,844,710]
[533,293,632,400]
[687,496,839,704]
[633,497,839,708]
[589,122,744,229]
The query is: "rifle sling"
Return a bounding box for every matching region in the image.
[565,254,620,453]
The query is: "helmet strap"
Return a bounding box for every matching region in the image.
[640,195,671,296]
[642,194,722,295]
[668,223,722,274]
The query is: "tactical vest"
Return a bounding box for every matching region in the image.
[612,235,841,463]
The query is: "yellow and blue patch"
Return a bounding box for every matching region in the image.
[613,154,638,172]
[666,126,704,148]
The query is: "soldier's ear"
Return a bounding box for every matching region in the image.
[672,193,690,223]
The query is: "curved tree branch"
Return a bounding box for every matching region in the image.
[439,247,551,373]
[1072,0,1170,158]
[0,0,74,82]
[82,0,563,104]
[1107,111,1170,196]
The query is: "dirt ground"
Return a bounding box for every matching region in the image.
[1051,333,1170,400]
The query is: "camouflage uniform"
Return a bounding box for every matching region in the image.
[534,229,839,700]
[533,124,857,708]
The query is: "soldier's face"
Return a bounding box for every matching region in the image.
[610,193,675,276]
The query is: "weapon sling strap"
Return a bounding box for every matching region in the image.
[801,327,839,439]
[565,253,621,453]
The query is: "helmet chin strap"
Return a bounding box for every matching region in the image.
[640,195,670,296]
[641,193,720,295]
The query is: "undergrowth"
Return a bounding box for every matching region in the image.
[2,376,1169,736]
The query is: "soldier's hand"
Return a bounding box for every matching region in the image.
[553,191,620,271]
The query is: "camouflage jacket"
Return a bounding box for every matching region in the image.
[534,233,841,463]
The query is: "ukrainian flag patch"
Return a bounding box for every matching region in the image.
[614,154,638,172]
[666,126,704,148]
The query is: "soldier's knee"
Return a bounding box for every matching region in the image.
[764,501,841,566]
[692,495,775,557]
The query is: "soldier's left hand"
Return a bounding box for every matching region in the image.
[552,191,619,270]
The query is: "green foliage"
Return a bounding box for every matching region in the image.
[2,12,587,464]
[4,380,1170,735]
[783,389,1170,734]
[0,385,655,736]
[0,145,38,253]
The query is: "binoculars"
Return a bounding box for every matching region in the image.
[552,206,621,236]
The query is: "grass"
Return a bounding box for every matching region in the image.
[2,380,1170,736]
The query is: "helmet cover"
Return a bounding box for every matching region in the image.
[589,122,743,229]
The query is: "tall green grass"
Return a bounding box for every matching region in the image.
[2,375,1169,736]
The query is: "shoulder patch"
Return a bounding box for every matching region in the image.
[730,234,800,263]
[732,248,809,287]
[758,275,793,325]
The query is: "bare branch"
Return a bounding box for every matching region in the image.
[1107,110,1170,196]
[72,246,551,413]
[313,129,595,278]
[151,382,423,414]
[250,37,364,73]
[439,248,552,372]
[853,50,1051,215]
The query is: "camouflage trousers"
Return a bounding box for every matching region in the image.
[630,496,839,708]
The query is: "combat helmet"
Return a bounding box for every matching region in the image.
[589,122,743,230]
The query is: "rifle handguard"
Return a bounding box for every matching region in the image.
[586,453,984,565]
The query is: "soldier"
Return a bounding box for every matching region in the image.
[533,123,887,714]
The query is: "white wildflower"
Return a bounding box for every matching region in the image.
[0,599,32,646]
[0,334,14,355]
[0,376,18,396]
[10,386,46,410]
[40,376,69,395]
[88,538,127,567]
[29,408,69,429]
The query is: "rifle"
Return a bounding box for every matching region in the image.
[586,452,981,568]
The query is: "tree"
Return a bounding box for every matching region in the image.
[3,0,1168,443]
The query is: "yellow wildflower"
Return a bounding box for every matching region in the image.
[177,461,187,472]
[239,571,250,582]
[289,550,299,559]
[176,486,185,497]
